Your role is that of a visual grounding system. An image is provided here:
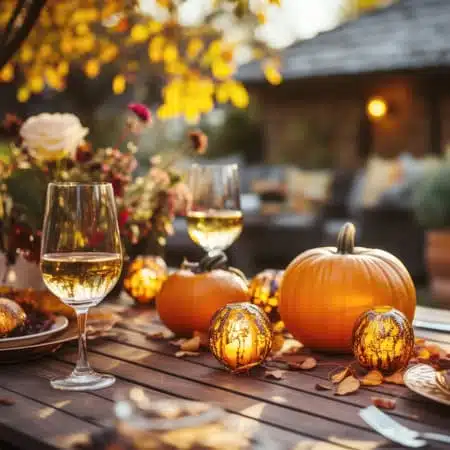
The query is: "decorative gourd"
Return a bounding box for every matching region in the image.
[156,252,249,335]
[279,223,416,352]
[352,307,414,373]
[209,302,273,373]
[249,269,285,333]
[124,256,168,304]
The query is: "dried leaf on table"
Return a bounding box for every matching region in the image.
[289,357,317,371]
[0,398,15,406]
[276,338,303,355]
[175,351,200,358]
[265,369,285,380]
[426,344,448,359]
[415,338,426,345]
[315,383,333,391]
[193,330,210,348]
[361,370,384,386]
[180,335,201,352]
[169,338,187,347]
[371,396,396,410]
[335,376,360,396]
[331,367,351,384]
[146,329,175,340]
[416,348,431,360]
[383,370,405,385]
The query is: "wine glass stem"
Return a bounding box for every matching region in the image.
[74,309,92,376]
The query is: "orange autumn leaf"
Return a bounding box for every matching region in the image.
[180,335,201,352]
[415,338,426,345]
[297,357,317,370]
[331,367,351,384]
[336,376,361,396]
[426,344,448,359]
[371,396,396,410]
[276,338,303,355]
[416,348,431,359]
[193,331,209,348]
[361,370,384,386]
[383,371,405,385]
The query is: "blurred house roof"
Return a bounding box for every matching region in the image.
[239,0,450,83]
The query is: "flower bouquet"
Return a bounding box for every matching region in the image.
[0,105,206,289]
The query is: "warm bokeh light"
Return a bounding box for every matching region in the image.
[367,97,388,119]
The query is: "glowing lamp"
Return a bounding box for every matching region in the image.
[249,269,285,333]
[352,306,414,373]
[209,303,273,373]
[124,256,168,304]
[367,97,388,119]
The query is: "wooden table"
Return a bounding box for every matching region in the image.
[0,305,449,450]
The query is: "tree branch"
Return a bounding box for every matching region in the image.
[0,0,27,48]
[0,0,47,70]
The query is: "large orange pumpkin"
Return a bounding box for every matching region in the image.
[279,223,416,352]
[156,252,249,335]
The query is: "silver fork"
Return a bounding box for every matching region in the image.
[360,406,450,448]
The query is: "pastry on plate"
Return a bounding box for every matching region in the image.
[0,298,27,336]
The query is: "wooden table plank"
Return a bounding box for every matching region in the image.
[110,326,450,429]
[61,337,450,448]
[0,361,116,426]
[0,386,99,450]
[56,347,386,449]
[23,357,332,450]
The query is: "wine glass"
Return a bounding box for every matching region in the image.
[186,164,242,254]
[40,182,122,391]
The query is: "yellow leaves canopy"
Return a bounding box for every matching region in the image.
[0,0,285,120]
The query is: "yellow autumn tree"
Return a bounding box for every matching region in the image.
[0,0,283,122]
[0,0,393,122]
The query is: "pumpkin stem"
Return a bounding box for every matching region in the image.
[336,222,356,254]
[198,250,228,272]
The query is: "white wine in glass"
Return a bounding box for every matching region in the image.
[40,182,122,391]
[187,164,242,253]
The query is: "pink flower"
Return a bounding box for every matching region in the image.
[127,103,152,124]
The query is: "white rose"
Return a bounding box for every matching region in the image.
[20,113,89,161]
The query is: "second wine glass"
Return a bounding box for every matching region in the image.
[186,164,242,254]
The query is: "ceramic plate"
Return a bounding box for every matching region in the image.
[0,315,69,350]
[0,320,77,363]
[404,364,450,406]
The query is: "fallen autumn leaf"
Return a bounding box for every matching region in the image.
[265,369,285,380]
[331,367,351,384]
[361,370,384,386]
[371,396,396,410]
[335,376,360,396]
[180,336,201,352]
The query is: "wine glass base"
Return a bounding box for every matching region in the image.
[51,372,115,391]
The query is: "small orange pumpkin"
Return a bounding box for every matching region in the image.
[156,252,249,335]
[279,223,416,352]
